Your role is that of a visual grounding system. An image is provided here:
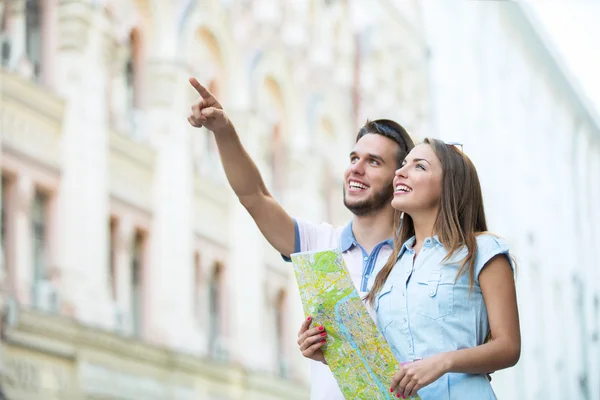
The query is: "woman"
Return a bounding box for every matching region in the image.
[364,138,521,399]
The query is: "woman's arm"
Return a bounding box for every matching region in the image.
[444,253,521,372]
[391,254,521,398]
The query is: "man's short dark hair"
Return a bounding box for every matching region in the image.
[356,119,415,167]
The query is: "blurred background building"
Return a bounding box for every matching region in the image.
[0,0,598,400]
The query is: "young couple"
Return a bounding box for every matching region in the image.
[187,78,520,399]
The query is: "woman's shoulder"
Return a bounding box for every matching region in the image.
[475,232,510,252]
[474,232,514,279]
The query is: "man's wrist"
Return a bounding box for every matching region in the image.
[214,121,235,137]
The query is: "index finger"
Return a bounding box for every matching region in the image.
[189,77,213,99]
[298,316,313,336]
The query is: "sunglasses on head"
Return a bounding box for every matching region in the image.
[445,141,464,153]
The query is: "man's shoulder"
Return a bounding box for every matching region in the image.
[295,217,349,252]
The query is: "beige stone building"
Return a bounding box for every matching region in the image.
[0,0,429,398]
[2,1,599,399]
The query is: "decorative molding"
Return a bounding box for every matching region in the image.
[109,129,156,168]
[57,0,94,52]
[108,129,156,211]
[0,72,64,172]
[0,70,65,123]
[4,308,309,397]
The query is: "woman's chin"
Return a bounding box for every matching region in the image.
[391,197,412,212]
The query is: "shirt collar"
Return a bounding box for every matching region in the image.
[397,235,442,259]
[340,222,356,252]
[340,221,394,252]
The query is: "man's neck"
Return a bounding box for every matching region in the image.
[351,206,395,255]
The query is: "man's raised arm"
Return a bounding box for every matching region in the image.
[187,77,296,257]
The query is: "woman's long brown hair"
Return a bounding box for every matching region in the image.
[365,138,488,307]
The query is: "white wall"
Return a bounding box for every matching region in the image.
[420,1,600,399]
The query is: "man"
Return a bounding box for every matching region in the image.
[187,77,414,400]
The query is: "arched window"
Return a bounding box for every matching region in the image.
[270,123,284,194]
[319,118,337,221]
[275,289,288,377]
[131,230,145,337]
[25,0,41,79]
[193,251,202,321]
[108,217,118,301]
[31,190,47,288]
[0,0,12,67]
[126,29,142,112]
[208,262,224,357]
[261,77,285,196]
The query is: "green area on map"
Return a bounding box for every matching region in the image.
[291,249,420,400]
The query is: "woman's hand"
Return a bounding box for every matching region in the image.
[297,317,328,364]
[390,353,450,398]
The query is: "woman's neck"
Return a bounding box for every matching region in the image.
[410,210,438,256]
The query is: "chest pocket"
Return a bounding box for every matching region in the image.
[416,269,455,320]
[375,282,395,333]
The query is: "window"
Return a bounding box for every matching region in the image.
[270,123,284,195]
[131,231,144,337]
[125,29,143,140]
[31,190,47,286]
[25,0,41,79]
[208,262,223,357]
[125,56,135,111]
[0,0,11,66]
[0,176,8,275]
[275,289,288,377]
[193,251,201,321]
[108,218,117,301]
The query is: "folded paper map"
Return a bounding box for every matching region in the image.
[291,249,420,400]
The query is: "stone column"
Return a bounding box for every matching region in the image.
[145,61,195,348]
[54,0,111,327]
[224,108,268,368]
[13,174,34,305]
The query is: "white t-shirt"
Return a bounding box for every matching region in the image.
[291,218,394,400]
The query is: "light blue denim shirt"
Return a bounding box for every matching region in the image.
[371,234,513,400]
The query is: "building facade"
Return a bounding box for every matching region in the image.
[419,2,600,399]
[0,0,429,398]
[2,1,598,399]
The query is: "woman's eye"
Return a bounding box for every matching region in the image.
[417,164,426,170]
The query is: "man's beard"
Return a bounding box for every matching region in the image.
[343,184,394,217]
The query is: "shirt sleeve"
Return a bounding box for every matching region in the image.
[281,218,301,262]
[281,217,339,262]
[474,234,514,284]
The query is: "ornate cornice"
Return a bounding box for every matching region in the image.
[57,0,94,52]
[109,130,156,169]
[0,70,65,170]
[5,308,308,397]
[0,70,65,124]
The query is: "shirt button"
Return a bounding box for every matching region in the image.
[363,256,368,261]
[429,290,435,296]
[365,274,370,279]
